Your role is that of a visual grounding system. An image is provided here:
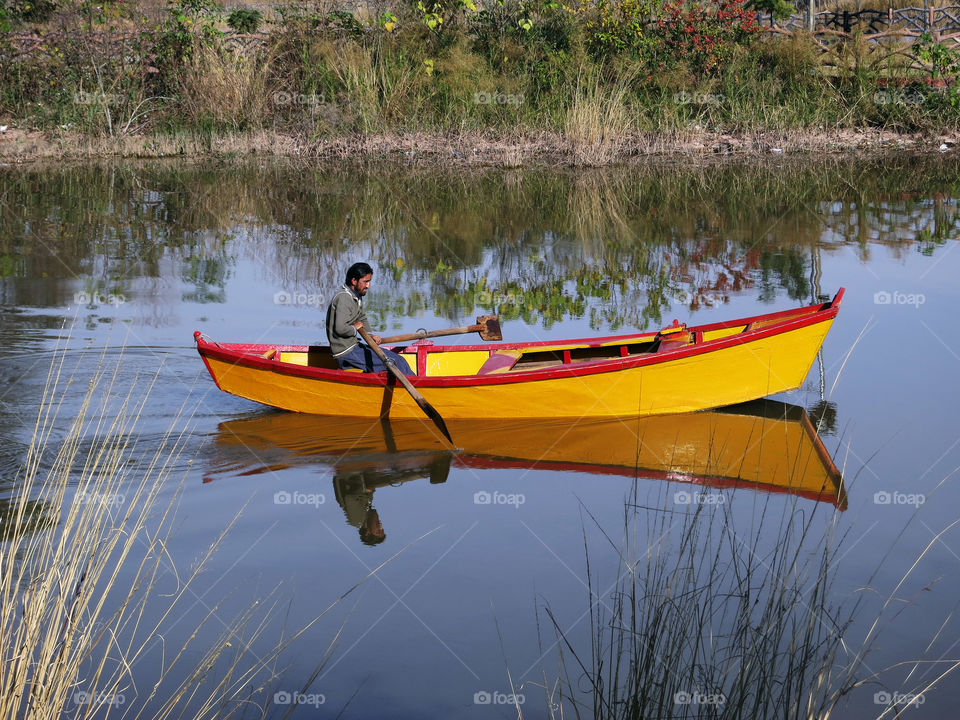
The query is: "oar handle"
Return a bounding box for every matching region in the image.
[379,324,479,344]
[378,315,502,344]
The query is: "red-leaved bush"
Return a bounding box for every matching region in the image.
[657,0,760,75]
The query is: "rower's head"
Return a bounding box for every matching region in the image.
[346,262,373,296]
[359,508,385,546]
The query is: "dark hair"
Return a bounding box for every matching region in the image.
[346,262,373,284]
[359,508,385,546]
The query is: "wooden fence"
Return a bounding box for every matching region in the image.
[753,6,960,73]
[758,6,960,47]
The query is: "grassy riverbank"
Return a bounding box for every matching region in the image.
[2,1,960,163]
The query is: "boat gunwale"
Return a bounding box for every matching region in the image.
[194,289,844,389]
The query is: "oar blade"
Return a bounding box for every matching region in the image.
[390,364,453,444]
[477,315,502,341]
[415,397,453,443]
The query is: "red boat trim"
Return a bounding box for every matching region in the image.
[193,289,844,390]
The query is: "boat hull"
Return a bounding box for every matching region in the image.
[195,291,843,420]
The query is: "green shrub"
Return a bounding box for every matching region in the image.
[582,0,656,59]
[147,0,224,96]
[2,0,59,22]
[747,0,795,22]
[226,7,262,33]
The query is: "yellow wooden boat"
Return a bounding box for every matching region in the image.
[194,289,843,420]
[204,400,846,509]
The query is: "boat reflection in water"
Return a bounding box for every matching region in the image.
[205,400,845,545]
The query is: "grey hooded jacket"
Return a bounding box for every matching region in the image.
[325,285,369,358]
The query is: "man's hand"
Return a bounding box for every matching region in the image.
[354,321,381,344]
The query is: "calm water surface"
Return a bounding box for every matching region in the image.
[1,157,959,718]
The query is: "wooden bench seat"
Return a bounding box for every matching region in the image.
[477,350,523,375]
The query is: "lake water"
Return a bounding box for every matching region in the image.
[1,156,959,718]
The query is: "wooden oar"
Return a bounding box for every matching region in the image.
[379,315,502,344]
[355,325,453,444]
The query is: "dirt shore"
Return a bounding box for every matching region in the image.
[0,126,956,165]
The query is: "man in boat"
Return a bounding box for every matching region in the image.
[326,262,413,374]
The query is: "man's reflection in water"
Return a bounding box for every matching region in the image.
[332,454,451,546]
[360,508,385,545]
[336,474,387,546]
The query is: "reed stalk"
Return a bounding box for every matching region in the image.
[542,473,960,719]
[0,342,369,719]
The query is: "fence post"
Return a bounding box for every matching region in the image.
[807,0,815,32]
[842,10,850,34]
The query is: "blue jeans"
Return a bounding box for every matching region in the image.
[337,344,414,375]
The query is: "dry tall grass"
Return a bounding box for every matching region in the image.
[307,38,421,133]
[0,343,374,718]
[178,43,271,130]
[563,67,636,166]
